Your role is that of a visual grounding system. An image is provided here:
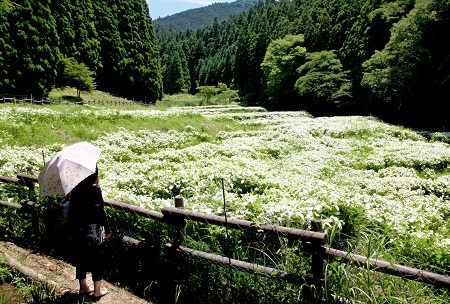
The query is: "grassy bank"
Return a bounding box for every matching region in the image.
[0,104,251,148]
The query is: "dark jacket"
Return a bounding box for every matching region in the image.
[71,182,111,236]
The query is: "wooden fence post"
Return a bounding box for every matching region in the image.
[310,218,325,301]
[174,195,186,245]
[24,166,36,202]
[20,200,40,238]
[16,167,40,237]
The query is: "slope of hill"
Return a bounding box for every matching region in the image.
[152,0,258,32]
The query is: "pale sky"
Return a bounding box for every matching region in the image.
[147,0,234,19]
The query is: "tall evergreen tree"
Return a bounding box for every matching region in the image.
[93,0,124,95]
[233,3,272,105]
[234,29,262,104]
[95,0,162,102]
[0,0,60,96]
[50,0,76,59]
[71,0,101,73]
[0,6,13,91]
[165,54,184,94]
[163,43,189,94]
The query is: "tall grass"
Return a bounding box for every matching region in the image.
[156,93,204,107]
[48,87,235,108]
[156,92,238,108]
[48,87,134,104]
[0,104,248,148]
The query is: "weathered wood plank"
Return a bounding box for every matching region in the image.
[324,247,450,288]
[162,206,327,243]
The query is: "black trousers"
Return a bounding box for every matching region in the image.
[75,242,105,282]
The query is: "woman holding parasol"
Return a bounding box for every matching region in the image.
[38,142,111,298]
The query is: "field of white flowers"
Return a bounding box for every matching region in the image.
[2,105,450,265]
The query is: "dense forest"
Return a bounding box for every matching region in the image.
[153,0,258,32]
[1,0,449,129]
[156,0,450,130]
[0,0,162,102]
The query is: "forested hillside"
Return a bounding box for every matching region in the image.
[152,0,258,32]
[0,0,162,102]
[1,0,449,129]
[157,0,450,130]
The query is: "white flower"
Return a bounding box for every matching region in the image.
[2,105,450,255]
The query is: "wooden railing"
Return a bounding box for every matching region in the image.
[1,169,450,295]
[0,95,51,105]
[0,94,153,106]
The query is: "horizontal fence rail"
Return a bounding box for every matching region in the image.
[165,243,304,284]
[0,173,37,186]
[324,247,450,288]
[119,237,306,285]
[0,199,22,209]
[104,198,165,222]
[103,198,185,228]
[0,94,152,106]
[0,176,25,185]
[1,171,450,291]
[162,206,327,244]
[0,96,51,104]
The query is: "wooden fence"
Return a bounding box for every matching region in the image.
[0,94,51,105]
[1,169,450,298]
[0,94,152,106]
[85,99,153,107]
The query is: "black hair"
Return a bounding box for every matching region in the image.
[72,165,98,192]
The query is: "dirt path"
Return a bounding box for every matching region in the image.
[0,241,150,303]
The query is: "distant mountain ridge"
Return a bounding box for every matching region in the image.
[152,0,258,32]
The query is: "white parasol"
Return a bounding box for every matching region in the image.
[38,142,102,197]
